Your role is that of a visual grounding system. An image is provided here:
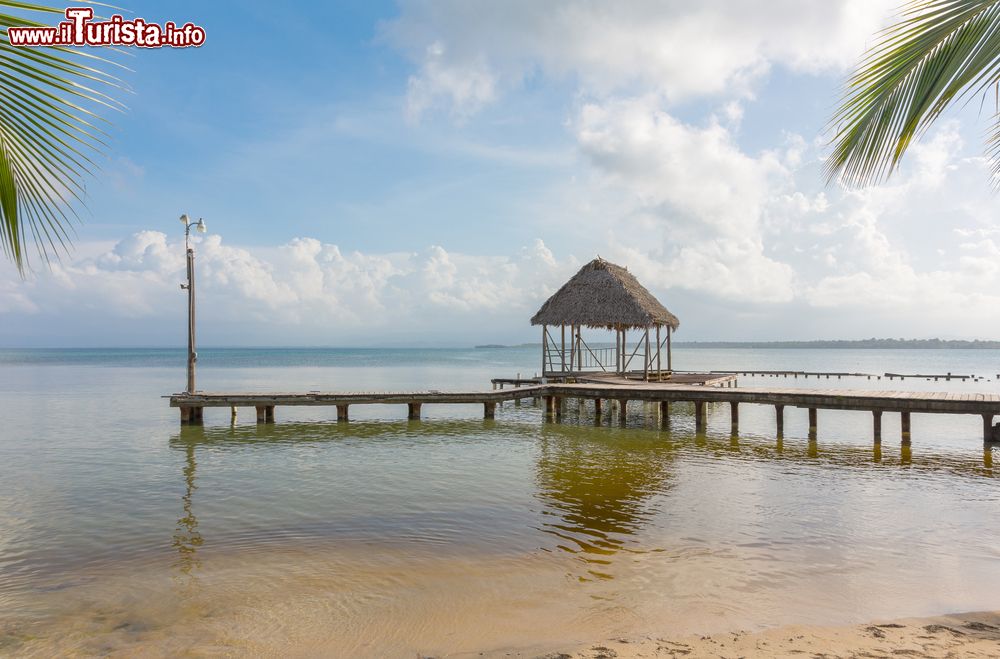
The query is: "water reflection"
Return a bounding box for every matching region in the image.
[172,428,204,581]
[534,425,675,580]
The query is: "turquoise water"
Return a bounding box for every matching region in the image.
[1,347,999,656]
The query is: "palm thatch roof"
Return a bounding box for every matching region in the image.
[531,258,680,330]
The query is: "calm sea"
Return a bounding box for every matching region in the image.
[1,346,999,656]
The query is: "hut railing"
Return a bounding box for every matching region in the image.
[543,345,628,375]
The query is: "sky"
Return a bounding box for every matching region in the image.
[3,0,1000,347]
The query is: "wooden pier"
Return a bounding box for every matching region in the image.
[169,380,1000,443]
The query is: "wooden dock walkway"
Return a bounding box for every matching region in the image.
[169,380,1000,443]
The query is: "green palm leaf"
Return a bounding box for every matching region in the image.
[827,0,1000,187]
[0,0,126,273]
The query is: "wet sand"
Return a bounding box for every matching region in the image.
[540,610,1000,659]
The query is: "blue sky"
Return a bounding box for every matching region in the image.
[4,1,1000,347]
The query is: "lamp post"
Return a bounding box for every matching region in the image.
[180,214,207,393]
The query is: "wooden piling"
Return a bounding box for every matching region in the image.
[408,402,422,420]
[659,400,669,426]
[808,408,817,437]
[775,404,784,437]
[336,404,349,422]
[873,410,882,444]
[983,414,994,442]
[618,399,628,425]
[484,402,496,419]
[695,401,706,432]
[230,406,238,424]
[180,406,192,424]
[265,406,274,423]
[730,401,739,434]
[594,398,603,416]
[256,406,266,424]
[901,412,911,445]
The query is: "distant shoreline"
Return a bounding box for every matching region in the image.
[476,339,1000,349]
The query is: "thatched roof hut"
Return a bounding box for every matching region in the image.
[532,258,678,379]
[531,258,679,330]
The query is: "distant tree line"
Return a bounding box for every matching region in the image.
[674,339,1000,349]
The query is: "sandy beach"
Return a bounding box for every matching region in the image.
[540,611,1000,658]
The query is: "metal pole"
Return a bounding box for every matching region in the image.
[186,242,197,393]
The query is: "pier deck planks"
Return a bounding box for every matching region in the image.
[169,382,1000,416]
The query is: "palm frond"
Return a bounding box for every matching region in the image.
[827,0,1000,187]
[0,1,127,274]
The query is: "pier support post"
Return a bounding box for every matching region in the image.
[484,402,496,419]
[180,406,192,424]
[808,408,817,438]
[555,396,563,419]
[256,406,266,424]
[618,399,628,426]
[230,406,238,424]
[983,414,994,442]
[543,396,556,418]
[873,410,882,444]
[729,402,739,435]
[594,398,603,417]
[336,404,349,422]
[901,412,911,445]
[659,400,669,427]
[265,406,274,424]
[408,403,422,420]
[695,401,706,432]
[775,404,784,437]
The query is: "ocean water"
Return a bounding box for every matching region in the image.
[1,346,999,656]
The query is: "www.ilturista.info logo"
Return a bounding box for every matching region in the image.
[8,7,205,48]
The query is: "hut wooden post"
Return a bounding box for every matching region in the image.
[643,328,650,381]
[667,325,672,372]
[621,329,627,375]
[541,324,547,377]
[577,326,583,370]
[655,324,661,379]
[560,324,566,374]
[615,328,621,374]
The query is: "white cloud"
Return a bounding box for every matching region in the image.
[571,96,797,302]
[386,0,896,117]
[0,234,578,345]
